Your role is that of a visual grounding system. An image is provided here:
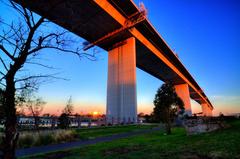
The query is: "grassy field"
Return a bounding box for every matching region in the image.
[75,124,159,140]
[21,120,240,159]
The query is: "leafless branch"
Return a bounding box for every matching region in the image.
[29,10,35,26]
[0,71,5,76]
[0,82,6,87]
[14,74,67,83]
[22,7,33,28]
[9,0,33,29]
[0,44,15,60]
[0,33,18,49]
[0,56,9,71]
[0,70,5,81]
[25,61,56,69]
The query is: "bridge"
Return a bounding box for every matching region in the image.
[15,0,214,123]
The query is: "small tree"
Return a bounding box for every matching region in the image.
[26,97,45,130]
[153,83,184,134]
[16,83,46,131]
[58,113,70,129]
[58,96,74,129]
[62,96,74,115]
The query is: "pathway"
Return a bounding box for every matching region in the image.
[15,127,161,158]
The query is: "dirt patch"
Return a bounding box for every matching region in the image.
[29,151,71,159]
[103,145,143,156]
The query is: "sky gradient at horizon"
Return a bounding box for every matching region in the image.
[0,0,240,116]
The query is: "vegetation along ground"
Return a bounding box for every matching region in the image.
[20,120,240,159]
[0,124,158,149]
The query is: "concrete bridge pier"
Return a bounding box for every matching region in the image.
[106,37,137,124]
[174,84,192,116]
[201,103,212,116]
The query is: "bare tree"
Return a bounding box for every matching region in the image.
[0,1,97,158]
[27,98,45,130]
[59,96,74,129]
[62,96,74,115]
[20,87,46,131]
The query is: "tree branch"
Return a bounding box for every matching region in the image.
[29,11,35,26]
[0,56,9,71]
[28,31,67,54]
[0,71,5,76]
[14,74,67,83]
[28,45,96,61]
[0,82,6,87]
[9,0,33,29]
[0,71,6,82]
[22,7,33,28]
[0,44,15,60]
[0,34,19,51]
[21,16,44,54]
[26,61,56,69]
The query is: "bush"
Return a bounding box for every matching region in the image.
[16,129,78,148]
[18,134,34,148]
[34,134,55,146]
[54,130,77,143]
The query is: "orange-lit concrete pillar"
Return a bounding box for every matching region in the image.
[174,84,192,116]
[201,103,212,116]
[106,37,137,124]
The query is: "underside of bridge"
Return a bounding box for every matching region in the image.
[15,0,214,121]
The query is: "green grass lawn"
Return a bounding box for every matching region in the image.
[21,120,240,159]
[75,124,159,140]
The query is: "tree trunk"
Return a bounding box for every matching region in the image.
[166,120,171,135]
[165,108,171,135]
[3,75,18,159]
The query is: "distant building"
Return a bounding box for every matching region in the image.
[15,114,104,129]
[17,116,55,128]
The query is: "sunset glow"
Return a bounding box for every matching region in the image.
[92,111,99,116]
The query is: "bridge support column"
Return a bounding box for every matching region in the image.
[174,84,192,116]
[201,103,212,116]
[106,37,137,124]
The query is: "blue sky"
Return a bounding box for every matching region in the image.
[0,0,240,115]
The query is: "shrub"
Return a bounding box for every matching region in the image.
[54,129,77,143]
[34,134,55,146]
[18,134,34,148]
[16,129,79,148]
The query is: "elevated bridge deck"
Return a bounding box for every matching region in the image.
[15,0,213,111]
